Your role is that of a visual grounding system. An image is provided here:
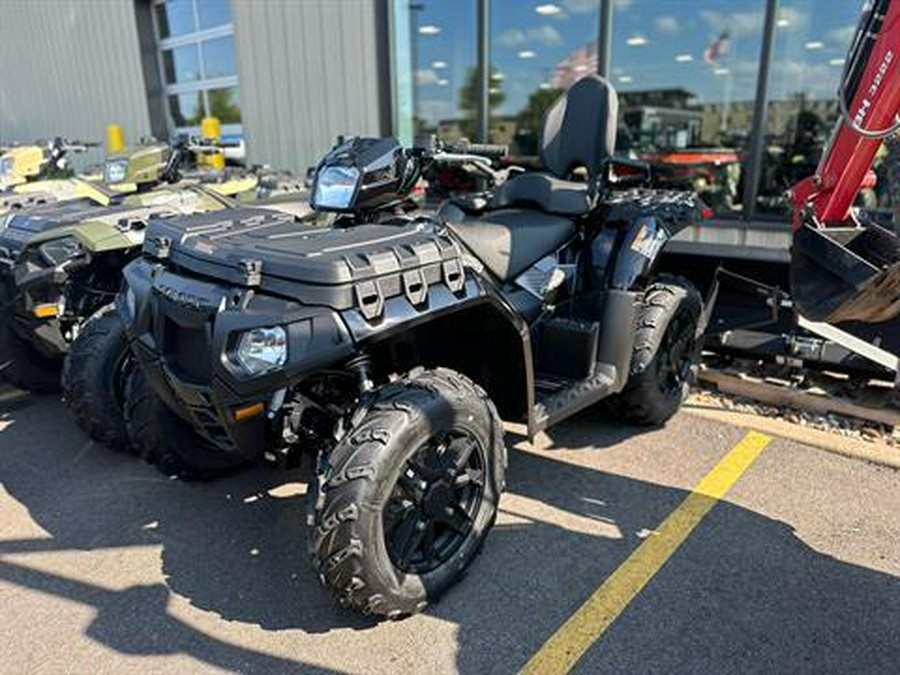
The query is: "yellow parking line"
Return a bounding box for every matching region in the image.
[521,430,772,674]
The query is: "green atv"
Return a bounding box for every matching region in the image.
[0,141,308,396]
[0,138,105,213]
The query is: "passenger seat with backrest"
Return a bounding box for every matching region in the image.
[443,75,619,281]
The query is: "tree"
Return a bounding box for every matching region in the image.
[516,87,559,135]
[207,89,242,125]
[457,66,506,138]
[514,87,560,156]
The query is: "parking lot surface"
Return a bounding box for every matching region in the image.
[1,393,899,674]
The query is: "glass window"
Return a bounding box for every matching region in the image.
[162,44,202,84]
[755,1,860,216]
[154,0,242,135]
[202,36,236,79]
[207,87,242,124]
[410,1,477,141]
[611,0,765,217]
[156,0,195,39]
[490,0,601,159]
[197,0,232,30]
[169,92,206,126]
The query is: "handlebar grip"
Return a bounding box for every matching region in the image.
[462,142,508,159]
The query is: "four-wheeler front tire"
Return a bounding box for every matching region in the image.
[124,368,247,480]
[603,275,703,426]
[0,306,62,394]
[62,305,133,452]
[310,367,506,618]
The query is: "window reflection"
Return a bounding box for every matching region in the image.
[202,36,237,79]
[208,88,241,124]
[490,0,600,160]
[612,0,764,215]
[156,0,194,40]
[163,44,202,84]
[168,92,205,127]
[410,1,477,141]
[757,1,859,215]
[155,0,242,136]
[197,0,232,30]
[403,0,864,222]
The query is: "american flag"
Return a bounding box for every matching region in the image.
[704,30,730,64]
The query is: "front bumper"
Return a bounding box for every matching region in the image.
[122,259,355,461]
[3,254,88,358]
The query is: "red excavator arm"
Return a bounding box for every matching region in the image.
[790,0,900,324]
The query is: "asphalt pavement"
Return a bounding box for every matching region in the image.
[1,392,898,674]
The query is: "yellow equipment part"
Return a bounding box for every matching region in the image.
[206,174,259,197]
[14,179,114,207]
[0,146,45,188]
[106,124,126,153]
[198,117,225,170]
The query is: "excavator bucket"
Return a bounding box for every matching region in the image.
[791,221,900,324]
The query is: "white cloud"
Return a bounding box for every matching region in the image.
[418,98,457,124]
[731,59,837,100]
[563,0,599,13]
[498,25,562,48]
[531,25,562,45]
[415,69,440,86]
[827,24,856,47]
[701,10,764,38]
[655,16,679,34]
[775,8,810,31]
[498,29,527,47]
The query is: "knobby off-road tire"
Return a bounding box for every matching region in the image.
[62,305,133,452]
[604,275,703,426]
[124,368,247,480]
[0,285,62,393]
[311,367,506,618]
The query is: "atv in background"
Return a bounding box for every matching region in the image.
[0,137,96,189]
[95,75,706,617]
[0,138,102,212]
[0,140,310,394]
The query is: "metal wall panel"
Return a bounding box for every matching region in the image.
[231,0,390,175]
[0,0,153,169]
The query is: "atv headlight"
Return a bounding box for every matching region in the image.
[314,165,359,210]
[104,158,128,184]
[236,326,287,375]
[39,236,83,266]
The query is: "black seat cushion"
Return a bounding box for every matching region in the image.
[442,204,576,281]
[491,172,590,216]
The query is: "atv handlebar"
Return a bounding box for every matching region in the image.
[444,140,508,160]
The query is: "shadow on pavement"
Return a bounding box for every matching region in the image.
[1,395,898,673]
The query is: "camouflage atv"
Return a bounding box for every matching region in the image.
[0,142,308,396]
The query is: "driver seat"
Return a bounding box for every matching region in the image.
[446,75,618,281]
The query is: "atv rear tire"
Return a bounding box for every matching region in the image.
[0,301,62,394]
[311,368,505,618]
[124,368,247,480]
[603,276,702,426]
[62,305,133,452]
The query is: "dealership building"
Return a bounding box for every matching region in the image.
[0,0,869,223]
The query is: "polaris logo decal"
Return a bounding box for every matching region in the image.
[153,282,206,311]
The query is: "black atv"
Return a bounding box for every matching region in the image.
[85,76,708,617]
